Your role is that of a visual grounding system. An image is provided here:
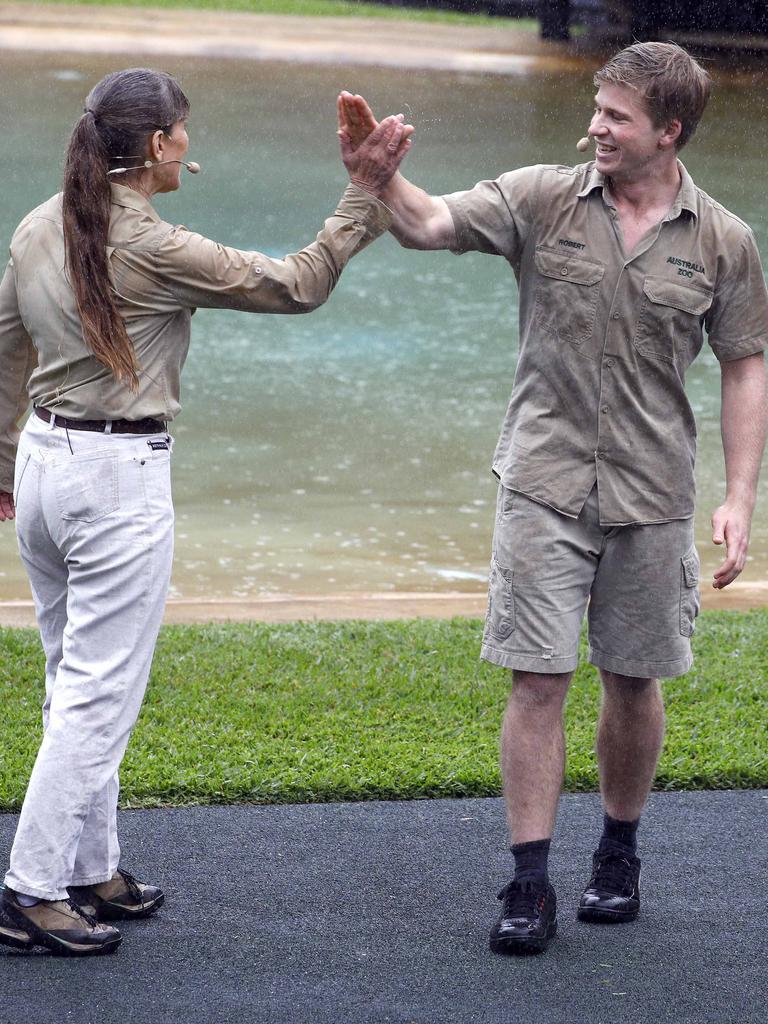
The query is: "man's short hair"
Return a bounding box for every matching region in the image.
[594,41,711,149]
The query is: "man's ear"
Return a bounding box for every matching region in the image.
[660,118,683,150]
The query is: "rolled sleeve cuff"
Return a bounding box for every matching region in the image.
[336,184,393,239]
[441,194,473,254]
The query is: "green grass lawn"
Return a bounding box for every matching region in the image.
[19,0,536,28]
[1,610,766,811]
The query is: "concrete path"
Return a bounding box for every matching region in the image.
[0,790,765,1023]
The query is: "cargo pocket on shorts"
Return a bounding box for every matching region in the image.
[679,546,700,637]
[485,559,515,641]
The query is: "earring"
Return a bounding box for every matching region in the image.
[144,160,154,168]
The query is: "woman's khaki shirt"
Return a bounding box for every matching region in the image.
[0,183,391,492]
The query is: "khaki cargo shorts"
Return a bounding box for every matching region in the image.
[481,485,700,679]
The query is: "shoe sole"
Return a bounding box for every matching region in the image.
[577,905,639,924]
[94,892,165,921]
[489,919,557,955]
[0,922,120,956]
[0,921,34,952]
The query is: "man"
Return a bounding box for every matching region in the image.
[338,41,768,955]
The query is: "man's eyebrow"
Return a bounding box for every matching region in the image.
[594,98,632,118]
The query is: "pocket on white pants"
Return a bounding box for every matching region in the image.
[49,452,120,523]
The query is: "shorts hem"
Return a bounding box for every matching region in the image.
[481,642,579,674]
[588,646,693,679]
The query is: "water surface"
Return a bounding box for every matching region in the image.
[0,52,766,600]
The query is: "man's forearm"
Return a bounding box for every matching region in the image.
[379,172,457,251]
[720,352,768,506]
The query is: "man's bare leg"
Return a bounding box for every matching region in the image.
[578,669,664,923]
[596,670,665,820]
[500,670,573,843]
[490,670,572,955]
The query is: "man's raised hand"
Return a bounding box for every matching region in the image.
[338,101,414,198]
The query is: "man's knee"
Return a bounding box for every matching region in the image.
[599,669,661,702]
[510,670,572,712]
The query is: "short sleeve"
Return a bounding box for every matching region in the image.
[441,165,541,262]
[706,230,768,362]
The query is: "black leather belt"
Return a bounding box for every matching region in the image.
[35,406,166,435]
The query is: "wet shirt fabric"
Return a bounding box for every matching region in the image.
[443,161,768,525]
[0,182,392,492]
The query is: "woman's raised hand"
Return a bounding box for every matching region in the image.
[337,92,382,149]
[337,91,414,197]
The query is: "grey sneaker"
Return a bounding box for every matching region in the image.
[70,868,164,921]
[0,886,121,956]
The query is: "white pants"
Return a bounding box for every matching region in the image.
[4,412,174,900]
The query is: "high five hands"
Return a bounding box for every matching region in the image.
[337,91,412,197]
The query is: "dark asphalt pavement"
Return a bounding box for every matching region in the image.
[0,791,765,1024]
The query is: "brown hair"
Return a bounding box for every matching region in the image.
[594,42,711,149]
[62,68,189,390]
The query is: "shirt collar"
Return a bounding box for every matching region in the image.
[109,182,160,220]
[576,159,698,221]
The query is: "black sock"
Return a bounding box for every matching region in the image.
[511,838,551,885]
[600,813,639,855]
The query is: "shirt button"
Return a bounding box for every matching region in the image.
[597,452,606,460]
[605,358,615,367]
[560,266,569,276]
[601,405,609,413]
[612,312,620,320]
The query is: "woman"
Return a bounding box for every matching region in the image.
[0,68,410,957]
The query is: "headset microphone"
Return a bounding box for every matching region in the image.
[108,159,201,176]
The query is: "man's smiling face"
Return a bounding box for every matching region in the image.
[588,83,679,183]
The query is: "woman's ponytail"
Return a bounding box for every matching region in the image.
[63,111,141,391]
[61,69,189,392]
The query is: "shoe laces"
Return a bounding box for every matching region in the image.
[497,879,547,918]
[64,896,99,928]
[590,851,637,895]
[116,868,144,905]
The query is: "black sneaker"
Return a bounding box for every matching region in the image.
[489,879,557,955]
[69,868,164,921]
[0,886,121,956]
[577,847,641,923]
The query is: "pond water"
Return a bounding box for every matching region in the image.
[0,51,766,600]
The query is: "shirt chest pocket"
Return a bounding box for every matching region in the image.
[633,278,713,363]
[533,247,605,348]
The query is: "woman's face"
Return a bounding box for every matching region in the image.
[151,119,190,194]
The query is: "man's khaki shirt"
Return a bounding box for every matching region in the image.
[0,183,392,492]
[443,162,768,525]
